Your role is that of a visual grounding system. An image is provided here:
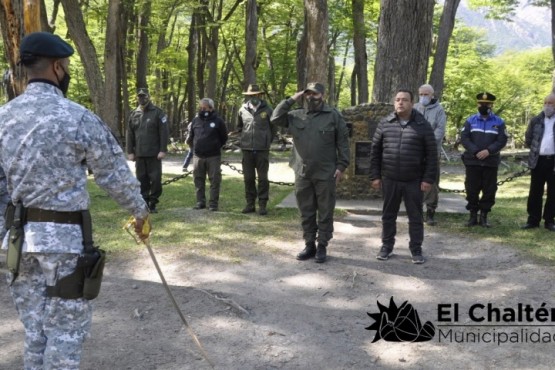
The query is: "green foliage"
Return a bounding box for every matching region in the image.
[442,25,495,139]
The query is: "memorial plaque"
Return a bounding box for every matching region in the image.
[354,141,372,176]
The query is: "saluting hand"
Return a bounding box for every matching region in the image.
[292,91,304,101]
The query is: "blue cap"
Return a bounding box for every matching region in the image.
[19,32,74,61]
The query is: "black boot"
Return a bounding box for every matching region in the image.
[315,243,327,263]
[296,242,316,260]
[258,201,268,216]
[426,209,436,226]
[480,211,491,228]
[466,211,478,227]
[241,202,256,214]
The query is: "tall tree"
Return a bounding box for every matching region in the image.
[0,0,43,99]
[372,0,434,103]
[243,0,258,87]
[351,0,368,104]
[429,0,461,100]
[136,0,152,89]
[303,0,329,87]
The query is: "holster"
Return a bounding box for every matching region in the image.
[5,202,26,284]
[46,210,106,300]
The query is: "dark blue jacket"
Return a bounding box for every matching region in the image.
[186,111,228,158]
[461,112,507,167]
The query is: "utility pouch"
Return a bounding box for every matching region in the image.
[6,202,26,281]
[45,210,106,300]
[82,247,106,300]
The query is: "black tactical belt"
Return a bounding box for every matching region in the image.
[26,208,83,225]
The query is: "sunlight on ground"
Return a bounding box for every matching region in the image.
[282,273,336,290]
[363,340,444,366]
[193,270,246,284]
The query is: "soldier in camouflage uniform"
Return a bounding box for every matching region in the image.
[271,82,350,263]
[0,32,150,370]
[126,88,169,213]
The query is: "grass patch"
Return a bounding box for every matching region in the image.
[88,174,300,262]
[436,163,555,263]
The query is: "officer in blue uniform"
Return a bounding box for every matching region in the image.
[461,92,508,227]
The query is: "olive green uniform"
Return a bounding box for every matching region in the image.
[126,101,169,208]
[271,98,350,244]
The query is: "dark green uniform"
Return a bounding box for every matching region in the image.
[271,98,350,244]
[126,101,169,208]
[237,100,277,209]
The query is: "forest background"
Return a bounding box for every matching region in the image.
[0,0,554,148]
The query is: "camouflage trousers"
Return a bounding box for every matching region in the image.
[7,253,93,370]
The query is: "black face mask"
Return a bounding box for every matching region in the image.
[138,96,150,106]
[306,96,323,111]
[57,70,71,96]
[478,105,490,115]
[199,111,210,118]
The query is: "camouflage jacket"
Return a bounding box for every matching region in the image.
[0,81,149,253]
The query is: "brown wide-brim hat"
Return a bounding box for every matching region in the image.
[242,84,264,95]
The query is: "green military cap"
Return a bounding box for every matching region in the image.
[137,88,149,96]
[19,32,74,62]
[476,92,496,103]
[304,82,325,94]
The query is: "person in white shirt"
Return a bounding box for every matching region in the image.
[522,93,555,231]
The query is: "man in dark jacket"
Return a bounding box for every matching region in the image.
[521,92,555,232]
[237,84,277,215]
[370,89,437,264]
[271,82,350,263]
[186,98,228,211]
[461,92,508,228]
[126,88,169,213]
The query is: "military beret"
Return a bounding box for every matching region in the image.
[304,82,325,94]
[476,92,496,103]
[137,88,149,96]
[19,32,74,60]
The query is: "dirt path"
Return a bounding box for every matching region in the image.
[1,158,554,369]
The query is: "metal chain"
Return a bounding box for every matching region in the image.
[439,167,530,194]
[161,171,192,186]
[164,161,530,193]
[221,161,295,187]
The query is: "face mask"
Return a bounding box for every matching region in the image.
[138,96,150,107]
[199,110,210,118]
[57,69,71,96]
[249,97,260,106]
[419,96,431,106]
[306,96,323,111]
[478,105,490,115]
[543,105,555,117]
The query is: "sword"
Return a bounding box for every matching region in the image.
[124,217,214,368]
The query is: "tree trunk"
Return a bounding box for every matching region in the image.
[186,11,199,122]
[60,0,105,118]
[104,0,123,138]
[243,0,258,87]
[372,0,434,103]
[429,0,460,100]
[0,0,42,99]
[296,15,307,92]
[136,0,151,90]
[551,0,555,91]
[304,0,328,86]
[352,0,368,104]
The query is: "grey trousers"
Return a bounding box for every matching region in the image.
[193,155,222,208]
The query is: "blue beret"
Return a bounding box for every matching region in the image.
[19,32,74,59]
